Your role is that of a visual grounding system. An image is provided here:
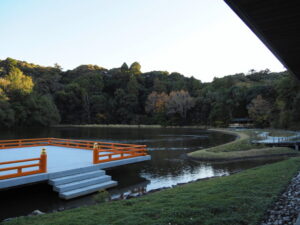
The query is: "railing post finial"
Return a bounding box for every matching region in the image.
[93,143,98,149]
[41,148,47,154]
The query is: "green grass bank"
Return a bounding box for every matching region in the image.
[3,158,300,225]
[188,128,299,161]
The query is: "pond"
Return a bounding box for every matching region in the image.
[0,127,284,220]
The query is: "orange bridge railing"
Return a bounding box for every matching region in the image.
[0,138,148,180]
[0,149,47,180]
[92,142,147,164]
[0,138,51,149]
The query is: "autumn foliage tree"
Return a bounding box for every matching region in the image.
[247,95,272,127]
[0,67,33,98]
[165,90,195,119]
[145,91,169,114]
[145,90,195,121]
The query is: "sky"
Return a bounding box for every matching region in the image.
[0,0,285,82]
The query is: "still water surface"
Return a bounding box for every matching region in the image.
[0,127,283,220]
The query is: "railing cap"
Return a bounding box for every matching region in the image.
[41,148,47,154]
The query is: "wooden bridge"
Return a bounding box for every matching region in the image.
[0,138,150,199]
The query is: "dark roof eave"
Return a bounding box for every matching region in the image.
[224,0,298,79]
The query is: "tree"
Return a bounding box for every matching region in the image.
[35,71,62,94]
[55,83,85,123]
[165,90,195,119]
[0,67,33,97]
[247,95,272,127]
[187,76,202,97]
[191,95,212,125]
[153,78,167,93]
[228,86,248,118]
[1,57,18,74]
[121,62,129,72]
[90,94,107,123]
[112,88,132,123]
[209,102,231,127]
[145,92,169,114]
[127,76,139,96]
[292,93,300,121]
[73,73,104,95]
[54,63,62,71]
[1,57,299,128]
[0,100,15,127]
[23,94,60,126]
[129,62,141,75]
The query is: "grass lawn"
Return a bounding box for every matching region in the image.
[189,147,298,161]
[266,129,296,137]
[188,128,299,160]
[3,157,300,225]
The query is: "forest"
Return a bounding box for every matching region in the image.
[0,57,299,129]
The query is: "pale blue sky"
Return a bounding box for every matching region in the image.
[0,0,284,81]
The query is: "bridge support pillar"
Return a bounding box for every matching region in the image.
[295,144,299,151]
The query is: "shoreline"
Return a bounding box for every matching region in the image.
[51,124,209,129]
[206,127,248,140]
[188,152,299,162]
[188,128,300,161]
[53,125,299,162]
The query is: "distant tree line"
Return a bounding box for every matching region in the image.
[0,58,299,129]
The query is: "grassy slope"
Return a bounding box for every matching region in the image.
[188,128,299,160]
[3,157,300,225]
[266,129,296,137]
[190,147,297,160]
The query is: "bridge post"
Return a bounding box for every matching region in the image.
[40,148,47,173]
[295,144,299,151]
[93,143,99,164]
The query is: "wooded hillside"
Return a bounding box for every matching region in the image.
[0,58,299,129]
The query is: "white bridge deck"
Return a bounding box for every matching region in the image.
[0,146,150,199]
[0,146,135,175]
